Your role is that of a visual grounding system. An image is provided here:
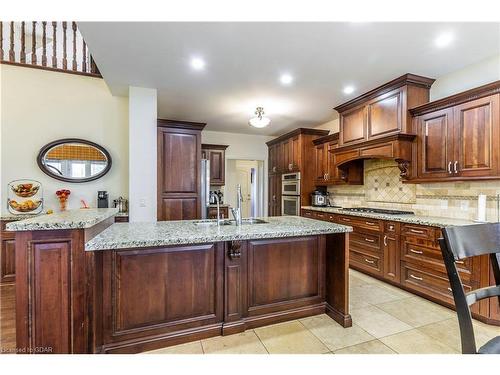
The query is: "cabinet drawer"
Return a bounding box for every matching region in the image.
[301,210,315,218]
[401,224,438,239]
[401,241,472,274]
[401,262,472,305]
[336,215,382,231]
[314,211,328,221]
[350,249,382,276]
[350,231,381,252]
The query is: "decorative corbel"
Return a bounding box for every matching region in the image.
[395,159,411,180]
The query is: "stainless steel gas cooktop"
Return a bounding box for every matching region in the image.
[341,207,415,215]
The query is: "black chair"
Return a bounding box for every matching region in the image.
[439,223,500,354]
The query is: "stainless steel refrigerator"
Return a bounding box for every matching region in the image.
[200,159,210,219]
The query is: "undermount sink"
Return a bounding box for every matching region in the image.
[193,218,268,226]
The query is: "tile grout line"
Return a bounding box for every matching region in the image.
[252,329,270,354]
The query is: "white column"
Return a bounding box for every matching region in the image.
[128,86,157,222]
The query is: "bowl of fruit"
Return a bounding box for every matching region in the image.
[8,199,43,213]
[11,183,40,198]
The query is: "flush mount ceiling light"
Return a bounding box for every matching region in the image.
[190,57,206,71]
[280,73,294,85]
[343,85,355,95]
[435,32,454,48]
[248,107,271,128]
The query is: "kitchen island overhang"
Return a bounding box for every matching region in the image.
[8,213,352,354]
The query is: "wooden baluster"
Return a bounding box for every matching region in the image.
[31,21,37,65]
[62,21,67,69]
[82,39,87,72]
[42,21,47,66]
[0,22,3,61]
[20,21,26,63]
[72,22,77,71]
[9,21,15,61]
[52,21,57,68]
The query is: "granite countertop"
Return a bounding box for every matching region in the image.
[301,206,477,227]
[6,208,119,231]
[1,213,41,221]
[85,216,352,251]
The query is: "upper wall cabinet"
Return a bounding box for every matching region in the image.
[410,81,500,183]
[335,74,435,148]
[202,144,228,186]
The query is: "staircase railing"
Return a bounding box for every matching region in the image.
[0,21,101,77]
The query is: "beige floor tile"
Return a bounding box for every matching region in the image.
[334,340,395,354]
[254,320,330,354]
[349,269,378,284]
[418,317,500,353]
[144,341,204,354]
[350,305,412,338]
[380,329,458,354]
[300,314,375,351]
[377,282,416,299]
[376,296,454,327]
[349,274,369,288]
[350,283,411,306]
[201,331,268,354]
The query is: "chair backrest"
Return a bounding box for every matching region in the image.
[440,223,500,354]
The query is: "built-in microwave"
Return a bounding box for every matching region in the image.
[281,172,301,196]
[281,195,301,216]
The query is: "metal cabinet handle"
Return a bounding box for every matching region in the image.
[324,173,327,180]
[455,260,465,265]
[447,287,453,292]
[410,249,424,254]
[288,163,293,171]
[364,258,375,264]
[272,166,277,173]
[342,217,351,222]
[410,274,423,281]
[365,238,375,243]
[410,229,425,234]
[448,161,452,174]
[383,235,387,246]
[454,161,458,174]
[365,221,376,226]
[228,241,242,260]
[326,173,329,180]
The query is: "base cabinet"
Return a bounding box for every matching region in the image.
[1,220,16,284]
[301,208,499,326]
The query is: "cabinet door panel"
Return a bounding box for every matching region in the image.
[209,149,225,185]
[158,130,199,194]
[247,237,323,311]
[383,232,400,283]
[454,94,499,177]
[340,106,366,145]
[314,144,326,183]
[290,135,301,171]
[1,238,16,283]
[416,108,454,179]
[368,89,402,138]
[159,197,198,221]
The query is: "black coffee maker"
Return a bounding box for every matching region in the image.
[97,191,109,208]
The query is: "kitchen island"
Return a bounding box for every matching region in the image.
[7,212,352,354]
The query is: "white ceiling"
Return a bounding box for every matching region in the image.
[78,22,500,136]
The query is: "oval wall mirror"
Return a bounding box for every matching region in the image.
[37,138,112,183]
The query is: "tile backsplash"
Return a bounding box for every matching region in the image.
[327,159,500,221]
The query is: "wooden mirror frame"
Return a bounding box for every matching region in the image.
[37,138,112,183]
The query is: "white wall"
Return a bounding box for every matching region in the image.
[430,54,500,100]
[0,64,128,214]
[128,87,157,222]
[202,130,273,214]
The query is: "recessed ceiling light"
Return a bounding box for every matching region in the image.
[190,57,205,71]
[280,73,294,85]
[343,86,355,95]
[435,32,454,48]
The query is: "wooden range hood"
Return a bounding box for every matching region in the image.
[330,132,415,180]
[330,73,435,180]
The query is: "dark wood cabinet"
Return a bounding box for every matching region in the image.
[208,206,229,219]
[411,82,500,182]
[1,220,16,284]
[313,133,362,185]
[301,209,499,326]
[202,144,228,186]
[157,119,206,221]
[336,74,434,148]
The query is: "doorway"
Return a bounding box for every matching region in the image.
[225,159,264,218]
